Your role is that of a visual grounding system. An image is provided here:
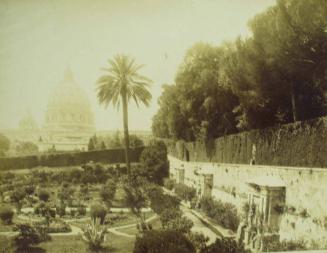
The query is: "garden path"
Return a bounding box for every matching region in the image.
[107,214,157,238]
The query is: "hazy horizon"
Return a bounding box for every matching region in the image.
[0,0,275,131]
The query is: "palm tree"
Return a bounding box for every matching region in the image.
[96,54,152,173]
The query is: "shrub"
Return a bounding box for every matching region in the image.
[200,238,246,253]
[90,204,107,224]
[0,205,14,224]
[56,203,66,217]
[164,178,176,190]
[174,183,196,202]
[34,202,51,216]
[263,238,306,251]
[14,224,41,250]
[24,185,35,195]
[70,209,76,217]
[47,220,71,233]
[38,190,50,202]
[139,140,169,185]
[82,218,107,251]
[105,213,128,225]
[149,188,180,215]
[299,208,308,218]
[187,232,209,252]
[133,229,195,253]
[99,179,117,208]
[33,224,52,242]
[77,206,86,216]
[199,197,239,232]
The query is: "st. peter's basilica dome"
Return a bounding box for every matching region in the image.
[44,68,95,132]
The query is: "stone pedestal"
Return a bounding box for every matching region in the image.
[176,167,185,184]
[238,176,286,251]
[200,173,213,198]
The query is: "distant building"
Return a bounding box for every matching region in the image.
[1,68,96,153]
[39,68,95,151]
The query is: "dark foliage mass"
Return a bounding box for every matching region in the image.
[152,0,327,141]
[200,196,239,232]
[133,230,196,253]
[138,140,169,185]
[0,146,144,170]
[200,238,247,253]
[90,203,107,224]
[0,134,10,157]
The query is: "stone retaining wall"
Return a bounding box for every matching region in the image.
[169,156,327,247]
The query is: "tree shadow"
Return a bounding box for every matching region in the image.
[17,247,46,253]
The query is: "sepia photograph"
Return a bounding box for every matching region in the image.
[0,0,327,252]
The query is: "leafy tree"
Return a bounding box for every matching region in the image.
[14,224,45,251]
[153,0,327,138]
[108,131,123,148]
[0,205,14,224]
[15,141,38,156]
[200,238,246,253]
[77,206,86,216]
[187,232,209,253]
[160,209,193,234]
[148,187,180,215]
[10,188,26,213]
[56,202,66,217]
[34,202,52,226]
[38,190,50,202]
[79,184,90,201]
[174,183,196,202]
[96,54,152,173]
[88,137,96,151]
[57,184,75,206]
[122,175,150,230]
[129,134,144,147]
[219,0,327,129]
[24,185,35,196]
[133,230,196,253]
[152,43,238,141]
[99,179,117,209]
[139,140,169,184]
[100,141,106,150]
[90,203,107,224]
[0,134,10,157]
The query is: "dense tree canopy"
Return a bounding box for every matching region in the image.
[15,141,38,156]
[0,134,10,157]
[133,230,195,253]
[139,140,168,184]
[152,0,327,140]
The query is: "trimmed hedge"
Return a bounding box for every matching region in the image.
[167,116,327,168]
[0,147,144,170]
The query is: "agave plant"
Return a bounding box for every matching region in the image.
[82,217,107,251]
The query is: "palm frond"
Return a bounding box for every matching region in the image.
[96,54,152,109]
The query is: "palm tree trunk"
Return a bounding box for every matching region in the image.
[122,90,131,174]
[291,82,298,122]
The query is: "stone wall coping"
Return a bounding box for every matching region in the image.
[168,155,327,172]
[267,251,327,253]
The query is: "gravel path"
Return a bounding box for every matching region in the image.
[108,214,157,238]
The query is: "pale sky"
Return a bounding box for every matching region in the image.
[0,0,275,131]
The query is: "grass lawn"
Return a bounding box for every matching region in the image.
[116,216,162,236]
[6,166,81,175]
[70,211,155,230]
[0,233,135,253]
[0,214,37,232]
[0,223,13,232]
